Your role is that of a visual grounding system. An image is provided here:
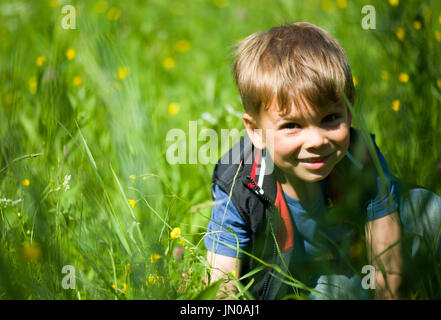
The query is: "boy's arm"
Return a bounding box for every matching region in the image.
[205,251,241,300]
[365,211,403,299]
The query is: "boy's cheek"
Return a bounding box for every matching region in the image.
[329,124,351,150]
[263,132,296,159]
[340,127,351,153]
[271,142,300,167]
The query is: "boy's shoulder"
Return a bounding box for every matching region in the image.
[212,133,279,201]
[211,135,278,233]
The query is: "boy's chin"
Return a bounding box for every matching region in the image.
[301,172,329,182]
[277,167,332,184]
[294,167,334,183]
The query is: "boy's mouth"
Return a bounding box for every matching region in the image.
[297,153,333,170]
[298,154,332,163]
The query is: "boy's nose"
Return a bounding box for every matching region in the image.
[303,128,328,150]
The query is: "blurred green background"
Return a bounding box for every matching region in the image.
[0,0,440,299]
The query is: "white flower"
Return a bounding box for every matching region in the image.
[0,197,23,208]
[62,175,71,192]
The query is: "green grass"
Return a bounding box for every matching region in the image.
[0,0,440,299]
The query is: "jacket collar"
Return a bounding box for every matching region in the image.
[240,136,278,204]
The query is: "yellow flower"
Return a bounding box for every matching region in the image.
[129,174,136,184]
[321,0,334,12]
[413,21,422,30]
[66,48,76,60]
[22,179,30,186]
[213,0,229,8]
[162,57,176,70]
[117,66,130,80]
[112,283,116,289]
[352,76,358,87]
[230,270,237,278]
[36,56,46,67]
[392,99,400,112]
[439,15,441,25]
[389,0,399,6]
[73,76,83,87]
[28,77,37,95]
[147,274,156,285]
[21,242,42,262]
[94,1,108,14]
[435,30,441,43]
[336,0,347,9]
[128,199,136,209]
[381,71,390,80]
[122,283,127,292]
[395,27,405,40]
[167,102,180,116]
[107,7,122,21]
[150,253,162,264]
[436,78,441,89]
[398,72,409,83]
[175,40,191,53]
[124,263,131,276]
[170,227,182,240]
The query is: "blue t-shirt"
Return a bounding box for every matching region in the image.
[204,150,400,260]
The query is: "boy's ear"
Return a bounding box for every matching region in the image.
[242,113,266,150]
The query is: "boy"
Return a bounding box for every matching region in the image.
[204,22,441,300]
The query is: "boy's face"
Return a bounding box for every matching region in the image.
[244,100,351,183]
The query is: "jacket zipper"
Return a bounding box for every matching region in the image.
[246,175,278,300]
[246,176,271,203]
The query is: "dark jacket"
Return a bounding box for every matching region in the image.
[211,127,380,299]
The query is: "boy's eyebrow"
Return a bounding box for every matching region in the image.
[276,114,302,123]
[276,105,344,123]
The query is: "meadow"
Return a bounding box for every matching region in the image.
[0,0,441,299]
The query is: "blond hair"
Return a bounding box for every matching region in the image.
[233,22,354,115]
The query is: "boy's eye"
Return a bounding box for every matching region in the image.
[281,122,301,130]
[323,113,341,123]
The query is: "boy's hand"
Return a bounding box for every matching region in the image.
[205,251,241,300]
[365,211,403,299]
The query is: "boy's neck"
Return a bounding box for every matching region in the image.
[276,169,321,205]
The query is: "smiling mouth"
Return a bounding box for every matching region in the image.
[298,153,332,163]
